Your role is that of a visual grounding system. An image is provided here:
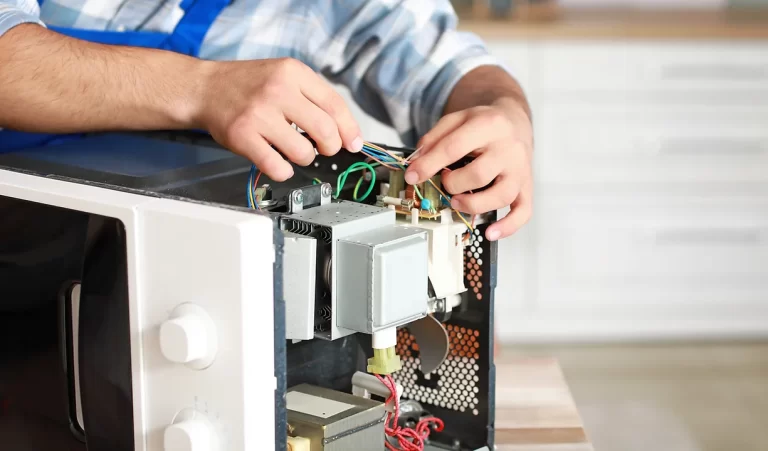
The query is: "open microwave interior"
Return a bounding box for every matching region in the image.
[0,132,498,451]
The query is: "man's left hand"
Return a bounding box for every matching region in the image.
[404,97,533,241]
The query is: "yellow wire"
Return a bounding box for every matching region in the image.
[365,147,472,231]
[426,178,473,230]
[248,178,255,209]
[364,152,402,170]
[363,141,407,164]
[454,209,473,230]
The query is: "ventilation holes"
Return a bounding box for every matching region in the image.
[394,328,481,416]
[465,232,485,301]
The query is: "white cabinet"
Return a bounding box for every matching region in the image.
[533,41,768,94]
[536,194,768,310]
[490,38,768,343]
[535,103,768,185]
[335,34,768,342]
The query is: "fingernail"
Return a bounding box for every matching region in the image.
[450,198,463,210]
[404,170,419,185]
[350,136,363,153]
[487,229,501,241]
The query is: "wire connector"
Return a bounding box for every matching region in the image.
[367,347,402,375]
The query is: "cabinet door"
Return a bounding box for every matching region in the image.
[534,193,768,313]
[535,103,768,185]
[533,41,768,94]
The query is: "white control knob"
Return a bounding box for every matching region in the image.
[159,304,218,369]
[164,418,214,451]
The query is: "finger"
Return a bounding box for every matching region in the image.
[260,118,316,166]
[284,98,343,157]
[485,183,533,241]
[226,129,294,182]
[416,110,468,155]
[406,123,484,185]
[441,148,502,195]
[450,175,519,215]
[299,70,363,153]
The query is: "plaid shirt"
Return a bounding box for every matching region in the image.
[0,0,503,146]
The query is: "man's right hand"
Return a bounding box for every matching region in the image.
[194,58,364,181]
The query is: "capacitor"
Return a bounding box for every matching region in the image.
[424,175,442,209]
[421,198,432,211]
[388,170,405,199]
[380,195,414,210]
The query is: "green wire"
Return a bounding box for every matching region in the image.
[353,176,365,200]
[335,161,377,201]
[412,184,424,200]
[313,162,378,202]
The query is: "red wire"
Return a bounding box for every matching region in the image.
[375,374,444,451]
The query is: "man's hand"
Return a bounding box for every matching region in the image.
[404,66,533,241]
[0,25,363,181]
[196,58,364,181]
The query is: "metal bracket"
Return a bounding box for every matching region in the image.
[287,182,333,213]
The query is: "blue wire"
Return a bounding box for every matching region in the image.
[361,144,399,164]
[246,143,406,208]
[246,164,255,208]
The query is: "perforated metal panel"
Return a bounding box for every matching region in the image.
[466,229,485,301]
[396,327,482,416]
[392,223,497,450]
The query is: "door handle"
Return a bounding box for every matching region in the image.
[655,228,761,245]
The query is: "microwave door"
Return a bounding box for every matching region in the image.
[62,281,85,441]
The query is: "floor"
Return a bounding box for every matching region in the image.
[502,341,768,451]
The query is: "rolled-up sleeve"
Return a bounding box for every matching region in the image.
[311,0,505,146]
[0,0,44,39]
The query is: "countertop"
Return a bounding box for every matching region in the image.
[495,357,593,451]
[457,7,768,40]
[2,351,591,450]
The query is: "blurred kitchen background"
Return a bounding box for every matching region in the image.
[339,0,768,450]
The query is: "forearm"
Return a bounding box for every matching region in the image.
[0,24,208,133]
[443,65,532,128]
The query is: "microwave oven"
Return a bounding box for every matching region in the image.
[0,132,498,451]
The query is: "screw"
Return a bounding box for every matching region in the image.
[293,191,303,204]
[321,184,332,198]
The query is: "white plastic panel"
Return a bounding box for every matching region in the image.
[0,169,278,451]
[138,201,275,451]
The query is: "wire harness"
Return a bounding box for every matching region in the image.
[245,140,475,233]
[375,374,444,451]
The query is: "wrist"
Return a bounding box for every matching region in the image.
[492,96,534,153]
[492,95,531,126]
[176,58,218,130]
